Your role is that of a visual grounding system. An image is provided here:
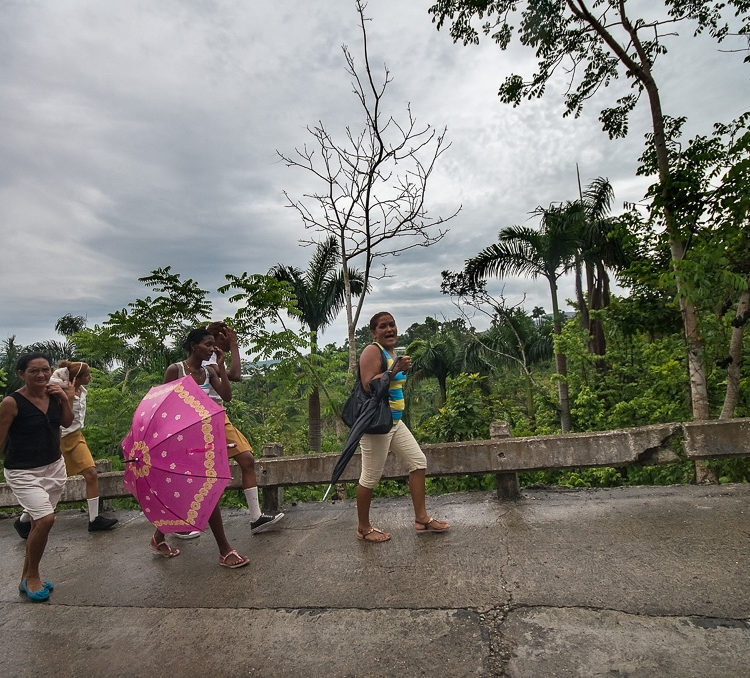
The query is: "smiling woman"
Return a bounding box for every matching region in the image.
[0,352,73,601]
[353,311,451,543]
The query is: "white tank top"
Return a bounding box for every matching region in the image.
[175,362,223,404]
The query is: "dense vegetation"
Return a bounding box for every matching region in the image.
[2,1,748,505]
[2,258,748,508]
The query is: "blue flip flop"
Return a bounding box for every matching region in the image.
[18,580,53,593]
[20,578,51,602]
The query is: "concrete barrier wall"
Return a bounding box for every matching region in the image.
[1,418,748,508]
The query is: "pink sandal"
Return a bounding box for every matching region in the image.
[149,536,181,558]
[219,549,250,569]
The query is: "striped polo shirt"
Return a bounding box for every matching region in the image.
[375,343,406,421]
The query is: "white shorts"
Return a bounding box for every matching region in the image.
[358,420,427,489]
[4,458,67,520]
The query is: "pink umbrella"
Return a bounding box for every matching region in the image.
[121,375,231,534]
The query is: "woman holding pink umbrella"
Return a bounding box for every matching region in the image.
[149,328,249,568]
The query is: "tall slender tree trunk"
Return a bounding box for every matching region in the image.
[549,278,571,433]
[720,285,750,420]
[575,260,589,330]
[308,331,323,453]
[308,386,322,453]
[525,372,537,433]
[588,263,608,358]
[641,68,714,481]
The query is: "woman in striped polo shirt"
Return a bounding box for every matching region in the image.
[355,312,451,543]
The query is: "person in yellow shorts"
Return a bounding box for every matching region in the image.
[166,326,284,539]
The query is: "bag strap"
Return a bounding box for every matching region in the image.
[357,342,388,383]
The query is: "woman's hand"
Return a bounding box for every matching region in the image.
[46,382,68,402]
[391,355,411,373]
[213,346,226,365]
[48,383,74,427]
[224,326,238,347]
[63,378,77,400]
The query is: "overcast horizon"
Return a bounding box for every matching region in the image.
[2,1,747,352]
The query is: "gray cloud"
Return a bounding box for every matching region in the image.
[1,0,746,350]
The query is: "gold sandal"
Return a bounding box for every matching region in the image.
[414,517,450,534]
[356,526,391,543]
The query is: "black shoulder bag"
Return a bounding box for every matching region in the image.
[341,346,393,434]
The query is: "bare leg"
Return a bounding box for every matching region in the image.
[409,469,450,532]
[22,513,55,592]
[81,466,99,499]
[356,483,390,541]
[235,451,257,489]
[408,469,430,523]
[356,483,373,532]
[207,504,248,566]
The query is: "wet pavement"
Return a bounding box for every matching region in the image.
[1,483,749,677]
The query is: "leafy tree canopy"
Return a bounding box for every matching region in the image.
[429,0,749,138]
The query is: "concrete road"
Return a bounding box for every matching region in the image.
[1,483,748,677]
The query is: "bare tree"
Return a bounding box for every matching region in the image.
[278,0,460,373]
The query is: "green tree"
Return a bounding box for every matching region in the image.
[573,176,632,357]
[462,205,581,431]
[417,372,492,443]
[55,313,87,338]
[23,339,76,366]
[1,336,25,394]
[441,272,554,430]
[407,325,465,407]
[429,0,749,464]
[104,267,212,376]
[638,114,750,418]
[269,236,367,452]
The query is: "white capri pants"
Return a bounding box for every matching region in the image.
[358,420,427,489]
[4,458,67,520]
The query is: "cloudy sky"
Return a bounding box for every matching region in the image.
[2,0,747,350]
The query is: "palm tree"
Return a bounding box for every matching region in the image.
[24,339,76,366]
[465,206,580,432]
[55,313,87,338]
[270,236,367,452]
[574,176,630,356]
[1,336,26,394]
[407,328,465,407]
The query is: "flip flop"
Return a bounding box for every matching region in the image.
[219,549,250,569]
[20,578,50,602]
[356,527,391,543]
[415,517,450,534]
[18,581,53,594]
[149,536,181,558]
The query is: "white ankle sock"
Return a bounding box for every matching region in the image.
[244,487,262,521]
[87,498,99,521]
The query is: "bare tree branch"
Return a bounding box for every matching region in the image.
[278,0,460,372]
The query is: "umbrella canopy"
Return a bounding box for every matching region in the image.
[322,371,392,501]
[121,375,231,533]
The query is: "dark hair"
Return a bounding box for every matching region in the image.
[182,327,212,353]
[16,352,51,372]
[369,312,393,332]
